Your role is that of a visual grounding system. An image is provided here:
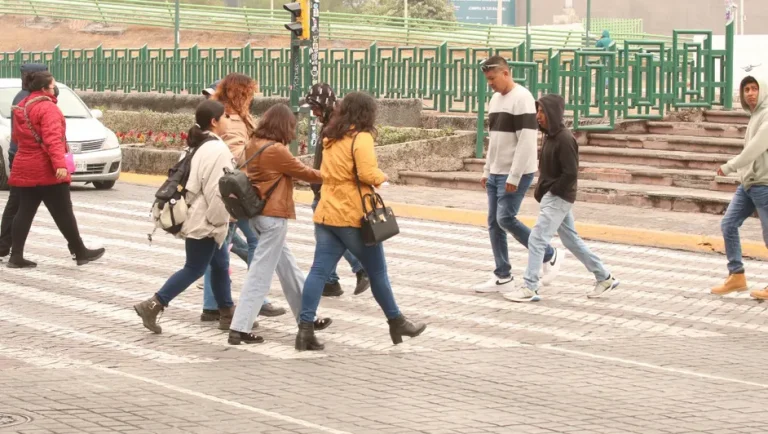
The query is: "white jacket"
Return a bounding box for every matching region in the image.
[180,134,235,246]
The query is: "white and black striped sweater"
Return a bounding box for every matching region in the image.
[482,84,539,186]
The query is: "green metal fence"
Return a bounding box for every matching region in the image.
[473,30,731,157]
[0,0,686,49]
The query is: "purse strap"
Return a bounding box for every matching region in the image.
[14,96,52,147]
[350,134,387,215]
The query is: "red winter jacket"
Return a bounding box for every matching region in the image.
[9,92,70,187]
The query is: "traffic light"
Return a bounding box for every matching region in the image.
[283,0,310,40]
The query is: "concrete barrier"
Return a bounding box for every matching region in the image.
[121,131,475,181]
[78,92,422,127]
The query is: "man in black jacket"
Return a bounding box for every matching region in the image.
[505,94,619,302]
[0,63,49,257]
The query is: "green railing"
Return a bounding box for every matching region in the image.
[473,30,731,157]
[0,0,686,49]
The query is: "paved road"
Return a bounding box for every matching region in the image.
[1,182,768,434]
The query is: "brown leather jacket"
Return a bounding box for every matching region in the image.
[245,138,322,219]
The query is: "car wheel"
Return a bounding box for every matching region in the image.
[93,181,116,190]
[0,155,8,191]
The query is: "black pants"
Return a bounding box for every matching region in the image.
[11,184,85,259]
[0,186,19,253]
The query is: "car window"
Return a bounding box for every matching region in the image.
[0,87,17,118]
[0,86,91,119]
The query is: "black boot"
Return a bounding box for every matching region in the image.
[7,256,37,269]
[295,321,325,351]
[353,270,371,295]
[322,281,343,297]
[228,330,263,345]
[70,243,106,266]
[388,315,426,345]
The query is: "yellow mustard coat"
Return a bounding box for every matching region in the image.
[313,131,387,228]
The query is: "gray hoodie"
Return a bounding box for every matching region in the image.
[721,75,768,190]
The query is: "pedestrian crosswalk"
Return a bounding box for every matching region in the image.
[1,189,768,370]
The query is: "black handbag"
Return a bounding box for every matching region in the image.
[219,141,282,220]
[351,135,400,246]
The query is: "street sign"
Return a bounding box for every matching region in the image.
[452,0,515,26]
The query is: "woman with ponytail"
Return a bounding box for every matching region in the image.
[133,100,237,334]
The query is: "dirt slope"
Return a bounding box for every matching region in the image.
[0,15,370,51]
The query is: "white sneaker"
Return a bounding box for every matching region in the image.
[474,275,515,293]
[503,286,541,302]
[587,275,620,298]
[541,248,565,286]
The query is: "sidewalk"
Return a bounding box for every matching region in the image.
[119,173,766,260]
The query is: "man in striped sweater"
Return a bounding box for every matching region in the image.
[474,56,564,294]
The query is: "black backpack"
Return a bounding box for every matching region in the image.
[219,141,282,220]
[149,136,216,241]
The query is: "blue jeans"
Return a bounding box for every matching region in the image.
[486,173,554,279]
[156,237,233,308]
[300,224,401,323]
[721,185,768,274]
[311,198,364,283]
[203,219,269,310]
[524,193,610,291]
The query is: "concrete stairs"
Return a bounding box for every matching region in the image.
[401,109,752,215]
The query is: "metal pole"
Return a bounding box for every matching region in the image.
[174,0,180,50]
[308,0,320,155]
[739,0,745,35]
[525,0,531,61]
[585,0,591,47]
[496,0,502,26]
[725,0,735,110]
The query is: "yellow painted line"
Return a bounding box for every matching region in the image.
[120,172,768,260]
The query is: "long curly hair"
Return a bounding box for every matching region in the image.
[213,73,257,131]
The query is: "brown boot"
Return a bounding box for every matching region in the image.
[134,295,164,334]
[750,287,768,300]
[218,306,258,331]
[711,273,748,296]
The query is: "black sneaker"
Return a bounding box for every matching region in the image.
[228,330,264,345]
[353,270,371,295]
[322,281,344,297]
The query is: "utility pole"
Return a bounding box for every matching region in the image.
[525,0,531,61]
[174,0,180,50]
[725,0,735,110]
[585,0,591,46]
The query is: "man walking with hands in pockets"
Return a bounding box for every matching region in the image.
[475,56,564,295]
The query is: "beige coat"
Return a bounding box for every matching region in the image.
[181,134,236,246]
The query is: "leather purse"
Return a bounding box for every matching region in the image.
[351,135,399,246]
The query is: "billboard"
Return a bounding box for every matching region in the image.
[452,0,515,26]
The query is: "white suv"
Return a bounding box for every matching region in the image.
[0,79,122,190]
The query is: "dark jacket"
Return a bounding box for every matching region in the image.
[9,63,48,164]
[534,94,578,203]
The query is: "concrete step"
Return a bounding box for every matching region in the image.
[578,146,731,171]
[398,171,735,214]
[466,147,731,172]
[588,133,743,155]
[460,160,737,192]
[704,109,750,125]
[645,121,746,139]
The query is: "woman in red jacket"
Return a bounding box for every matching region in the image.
[7,71,104,269]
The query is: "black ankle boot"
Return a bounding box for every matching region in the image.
[7,256,37,269]
[70,244,106,266]
[388,315,426,345]
[295,321,325,351]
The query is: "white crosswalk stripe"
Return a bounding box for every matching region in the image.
[0,192,764,371]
